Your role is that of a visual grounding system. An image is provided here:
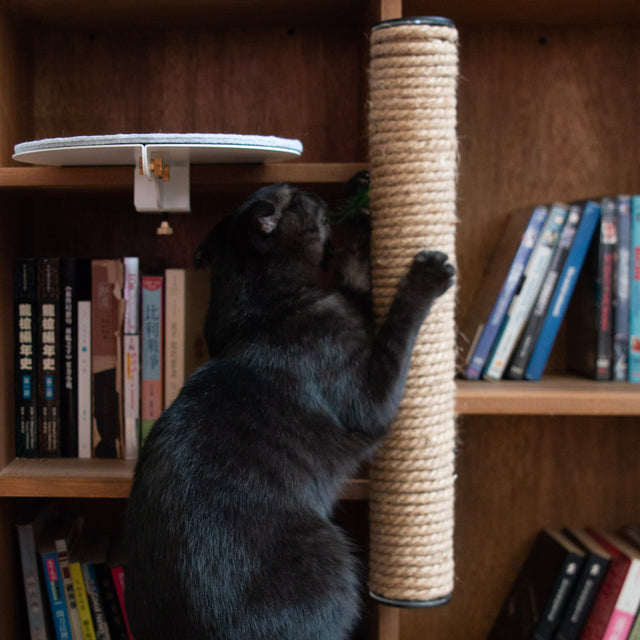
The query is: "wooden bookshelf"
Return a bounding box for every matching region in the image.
[0,1,638,640]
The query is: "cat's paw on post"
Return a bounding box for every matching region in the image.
[406,250,455,298]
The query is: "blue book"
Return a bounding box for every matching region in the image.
[630,195,640,383]
[463,205,548,379]
[524,201,601,381]
[485,202,569,381]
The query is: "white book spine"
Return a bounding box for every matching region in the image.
[77,300,92,459]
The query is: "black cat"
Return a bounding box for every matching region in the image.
[124,180,454,640]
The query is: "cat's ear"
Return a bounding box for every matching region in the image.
[249,200,281,235]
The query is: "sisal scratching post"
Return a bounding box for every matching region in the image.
[368,17,459,607]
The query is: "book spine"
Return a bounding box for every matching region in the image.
[164,269,185,409]
[524,201,602,381]
[110,566,133,640]
[555,557,610,640]
[69,562,97,640]
[141,275,163,443]
[485,202,569,380]
[596,197,618,380]
[82,564,112,640]
[601,559,640,640]
[60,258,79,457]
[533,551,584,640]
[507,203,583,379]
[14,258,38,458]
[91,260,124,459]
[123,258,140,461]
[94,563,128,640]
[37,258,61,457]
[55,538,84,640]
[41,551,73,640]
[612,196,632,381]
[464,204,548,379]
[630,196,640,383]
[76,260,92,459]
[16,521,50,640]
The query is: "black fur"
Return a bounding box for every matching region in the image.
[125,181,454,640]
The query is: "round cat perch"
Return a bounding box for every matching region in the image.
[367,17,459,607]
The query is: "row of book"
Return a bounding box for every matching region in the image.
[462,195,640,382]
[488,525,640,640]
[14,257,210,459]
[16,502,131,640]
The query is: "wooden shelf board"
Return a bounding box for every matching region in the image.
[0,163,368,191]
[404,0,640,24]
[456,375,640,415]
[0,458,370,500]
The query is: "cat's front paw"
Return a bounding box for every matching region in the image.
[406,250,455,298]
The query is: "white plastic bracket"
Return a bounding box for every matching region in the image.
[134,144,191,213]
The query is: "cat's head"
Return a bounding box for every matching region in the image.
[196,183,330,280]
[196,183,331,352]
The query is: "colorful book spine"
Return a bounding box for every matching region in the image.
[69,561,97,640]
[507,202,583,379]
[55,536,85,640]
[525,201,602,381]
[77,261,92,459]
[485,202,569,380]
[91,260,124,459]
[14,258,38,458]
[630,196,640,383]
[581,530,640,640]
[41,550,72,640]
[464,204,548,379]
[596,197,618,380]
[37,258,61,457]
[60,258,79,457]
[82,562,112,640]
[110,566,133,639]
[141,275,163,443]
[612,196,632,381]
[123,257,140,461]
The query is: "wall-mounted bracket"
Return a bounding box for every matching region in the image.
[134,145,191,212]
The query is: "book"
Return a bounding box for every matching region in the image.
[76,536,112,640]
[54,518,86,640]
[507,202,584,379]
[630,196,640,383]
[76,261,92,459]
[556,528,612,640]
[15,502,58,640]
[461,204,548,379]
[612,196,632,381]
[38,518,83,640]
[524,201,602,381]
[163,268,210,408]
[94,561,128,640]
[91,260,124,459]
[122,257,140,461]
[619,525,640,640]
[568,199,617,380]
[107,538,133,640]
[485,202,569,380]
[140,274,163,444]
[579,530,640,640]
[487,529,584,640]
[37,258,62,457]
[14,258,39,457]
[60,258,79,457]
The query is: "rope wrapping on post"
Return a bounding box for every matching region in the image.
[367,17,459,607]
